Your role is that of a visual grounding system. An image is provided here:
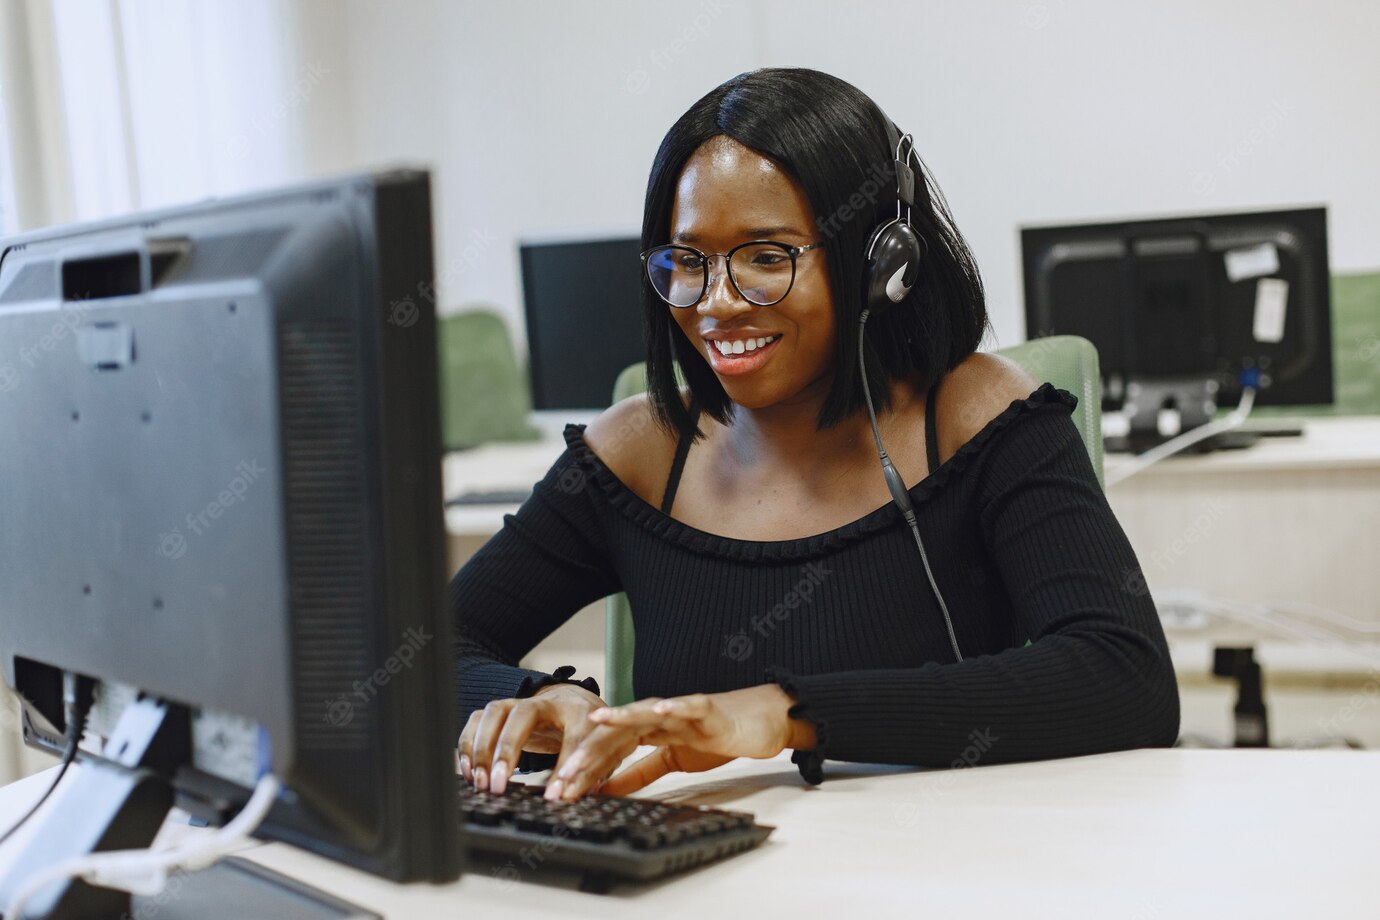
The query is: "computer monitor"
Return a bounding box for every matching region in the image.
[519,235,645,412]
[0,170,461,915]
[1021,207,1333,447]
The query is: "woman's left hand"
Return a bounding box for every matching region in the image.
[546,683,817,800]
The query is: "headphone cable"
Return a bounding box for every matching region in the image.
[858,310,963,662]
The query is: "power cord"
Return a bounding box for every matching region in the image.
[4,772,280,920]
[0,674,94,851]
[1106,382,1256,487]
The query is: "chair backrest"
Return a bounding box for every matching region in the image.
[437,308,540,450]
[602,335,1103,705]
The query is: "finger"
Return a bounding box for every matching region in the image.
[588,706,691,731]
[457,710,482,783]
[657,693,712,720]
[490,704,540,795]
[586,697,664,725]
[560,737,639,801]
[470,699,514,790]
[597,746,676,797]
[550,713,592,783]
[549,725,638,802]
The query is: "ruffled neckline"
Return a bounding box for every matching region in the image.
[561,381,1077,562]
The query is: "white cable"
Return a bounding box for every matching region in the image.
[5,773,279,920]
[1106,386,1256,487]
[1265,600,1380,636]
[1166,593,1380,671]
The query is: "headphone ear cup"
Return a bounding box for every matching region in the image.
[864,220,922,316]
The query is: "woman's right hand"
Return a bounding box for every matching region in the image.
[459,683,634,797]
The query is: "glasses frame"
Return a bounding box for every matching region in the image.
[640,239,826,308]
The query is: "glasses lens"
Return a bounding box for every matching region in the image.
[729,243,795,305]
[645,246,704,308]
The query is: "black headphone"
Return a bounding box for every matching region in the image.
[857,115,964,663]
[862,119,926,317]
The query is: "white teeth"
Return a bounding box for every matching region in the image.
[713,335,779,357]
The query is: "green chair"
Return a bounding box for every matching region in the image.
[437,308,541,450]
[602,335,1104,705]
[1241,271,1380,419]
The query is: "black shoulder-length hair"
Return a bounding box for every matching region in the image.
[640,67,992,442]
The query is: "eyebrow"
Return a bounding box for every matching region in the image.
[672,226,806,244]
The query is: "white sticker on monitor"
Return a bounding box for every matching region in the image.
[1253,277,1288,343]
[1224,242,1281,282]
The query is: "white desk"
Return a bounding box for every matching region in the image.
[1,749,1376,918]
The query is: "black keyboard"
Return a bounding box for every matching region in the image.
[457,780,774,892]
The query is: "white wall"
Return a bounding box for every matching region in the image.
[11,0,1380,353]
[318,0,1380,355]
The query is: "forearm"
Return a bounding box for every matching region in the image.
[776,627,1179,768]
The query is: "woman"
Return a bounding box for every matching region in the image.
[452,68,1179,803]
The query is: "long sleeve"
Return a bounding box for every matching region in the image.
[449,444,622,728]
[770,402,1180,769]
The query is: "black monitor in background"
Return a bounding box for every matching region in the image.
[520,236,646,410]
[1021,207,1333,437]
[0,170,461,915]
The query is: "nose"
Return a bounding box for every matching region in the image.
[697,254,754,319]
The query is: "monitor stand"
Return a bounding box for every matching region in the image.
[129,857,380,919]
[0,697,376,919]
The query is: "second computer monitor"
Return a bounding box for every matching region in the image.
[1021,206,1333,409]
[520,236,646,411]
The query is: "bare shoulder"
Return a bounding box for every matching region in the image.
[581,386,692,504]
[934,352,1042,461]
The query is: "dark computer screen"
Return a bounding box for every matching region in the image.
[1021,207,1333,409]
[0,170,460,914]
[520,236,646,410]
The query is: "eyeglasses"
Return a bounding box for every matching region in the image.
[640,240,825,308]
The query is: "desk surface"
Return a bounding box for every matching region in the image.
[2,749,1375,918]
[1103,414,1380,477]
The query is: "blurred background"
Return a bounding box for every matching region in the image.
[1,0,1377,782]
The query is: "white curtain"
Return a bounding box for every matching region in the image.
[0,0,320,784]
[0,0,316,231]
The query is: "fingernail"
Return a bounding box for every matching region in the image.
[654,700,673,714]
[490,761,508,795]
[459,754,471,780]
[544,779,563,801]
[474,766,488,791]
[561,781,580,801]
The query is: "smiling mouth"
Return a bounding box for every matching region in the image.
[708,334,781,357]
